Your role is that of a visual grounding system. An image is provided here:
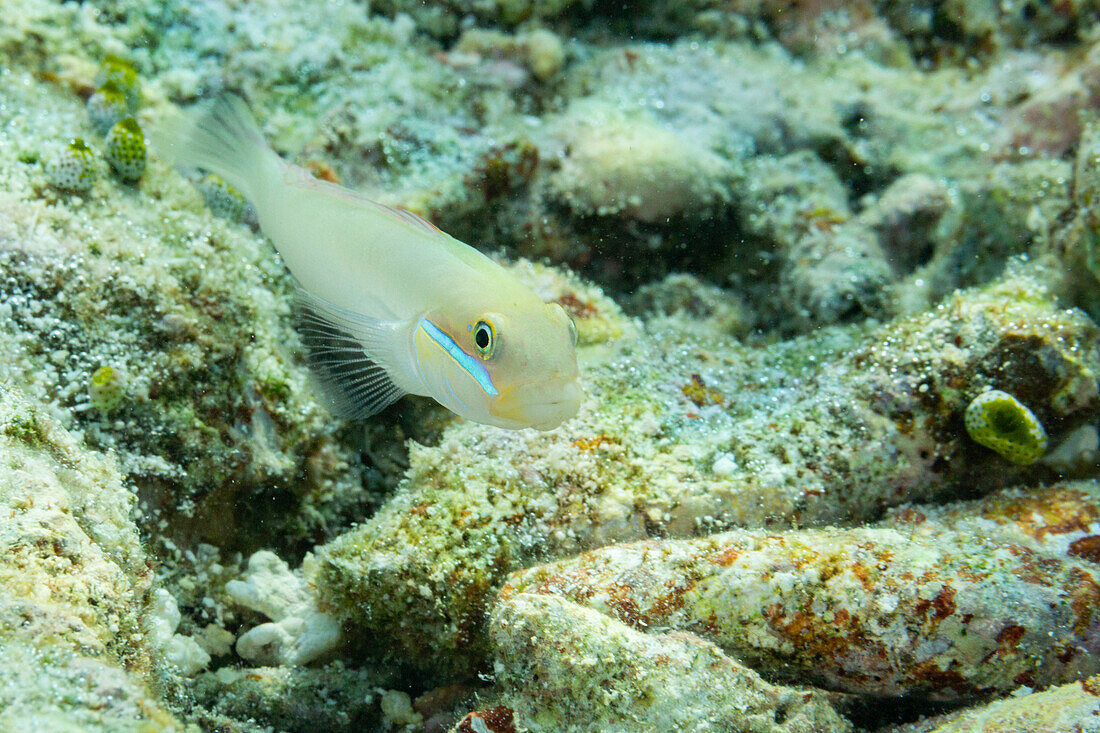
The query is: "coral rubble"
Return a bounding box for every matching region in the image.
[1,0,1099,730]
[313,265,1100,678]
[498,480,1100,701]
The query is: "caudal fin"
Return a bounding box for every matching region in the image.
[152,95,277,203]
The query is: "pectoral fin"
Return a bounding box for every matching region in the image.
[293,288,406,420]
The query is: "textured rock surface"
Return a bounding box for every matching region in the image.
[186,664,393,733]
[549,102,732,223]
[499,483,1100,700]
[3,0,1100,730]
[314,265,1100,677]
[0,65,373,561]
[885,675,1100,733]
[0,383,185,729]
[489,592,851,733]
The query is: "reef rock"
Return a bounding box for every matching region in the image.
[313,264,1100,677]
[485,592,851,733]
[0,66,367,559]
[499,479,1100,701]
[0,383,184,729]
[885,675,1100,733]
[550,102,732,223]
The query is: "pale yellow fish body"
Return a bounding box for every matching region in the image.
[160,96,581,429]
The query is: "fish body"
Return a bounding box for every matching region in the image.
[160,97,581,430]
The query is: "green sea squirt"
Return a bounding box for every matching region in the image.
[93,54,140,111]
[86,81,129,135]
[965,389,1048,465]
[87,365,127,413]
[105,117,146,182]
[157,97,581,430]
[45,138,96,192]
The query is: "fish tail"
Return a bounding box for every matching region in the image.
[153,95,278,203]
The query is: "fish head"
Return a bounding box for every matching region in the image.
[414,296,582,430]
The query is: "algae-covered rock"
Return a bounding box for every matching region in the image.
[777,221,892,325]
[1067,117,1100,303]
[0,67,368,557]
[884,676,1100,733]
[487,592,851,733]
[500,480,1100,700]
[550,102,732,223]
[371,0,580,35]
[452,27,566,82]
[734,150,891,325]
[0,641,186,733]
[313,264,1100,677]
[0,385,145,651]
[946,159,1072,288]
[882,481,1100,564]
[627,272,754,337]
[0,382,186,730]
[728,1,1093,63]
[4,0,1100,730]
[187,664,392,733]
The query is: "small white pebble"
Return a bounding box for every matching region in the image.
[380,689,422,726]
[712,453,737,477]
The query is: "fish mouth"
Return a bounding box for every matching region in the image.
[489,379,583,430]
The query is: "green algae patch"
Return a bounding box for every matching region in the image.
[2,408,48,449]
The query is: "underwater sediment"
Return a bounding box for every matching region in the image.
[1,0,1100,731]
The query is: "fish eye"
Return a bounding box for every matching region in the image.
[473,319,495,358]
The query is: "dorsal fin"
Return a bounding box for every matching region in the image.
[384,205,445,236]
[279,161,447,238]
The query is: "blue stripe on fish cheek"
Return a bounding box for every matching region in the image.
[420,320,499,397]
